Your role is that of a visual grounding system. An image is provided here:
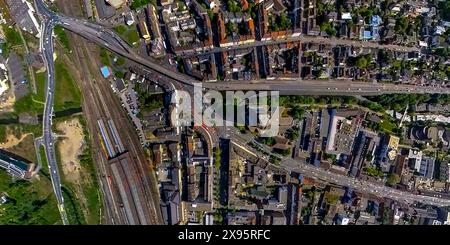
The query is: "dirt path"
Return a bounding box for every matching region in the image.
[0,95,15,111]
[0,133,32,149]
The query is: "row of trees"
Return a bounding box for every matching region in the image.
[281,95,359,106]
[366,94,449,112]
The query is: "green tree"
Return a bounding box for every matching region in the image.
[278,13,291,30]
[269,15,279,32]
[363,167,384,177]
[260,137,275,146]
[439,0,450,21]
[286,129,299,141]
[395,17,409,35]
[227,0,240,13]
[113,25,127,35]
[290,105,305,120]
[435,47,450,58]
[325,192,340,205]
[114,70,125,78]
[378,50,393,64]
[319,20,336,36]
[225,22,235,36]
[323,153,337,161]
[207,10,214,21]
[356,56,368,68]
[386,174,400,186]
[276,148,291,156]
[215,147,221,170]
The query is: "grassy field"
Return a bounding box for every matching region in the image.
[127,30,140,45]
[7,134,38,163]
[13,95,44,114]
[379,119,397,133]
[34,71,46,102]
[14,70,47,115]
[113,25,127,35]
[54,25,70,51]
[113,24,140,46]
[0,123,41,141]
[78,116,101,224]
[14,59,81,115]
[54,60,82,111]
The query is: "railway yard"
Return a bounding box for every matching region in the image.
[54,0,162,225]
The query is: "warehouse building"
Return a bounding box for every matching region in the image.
[0,149,35,179]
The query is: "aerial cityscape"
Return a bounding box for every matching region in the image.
[1,0,450,226]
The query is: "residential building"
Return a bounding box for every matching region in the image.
[419,156,435,179]
[349,130,378,177]
[408,149,423,172]
[125,12,135,26]
[161,0,175,7]
[203,0,215,9]
[106,0,126,9]
[437,207,450,225]
[139,20,151,42]
[94,0,116,20]
[440,162,450,182]
[227,211,257,225]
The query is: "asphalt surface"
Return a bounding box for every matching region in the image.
[204,80,450,95]
[36,2,69,224]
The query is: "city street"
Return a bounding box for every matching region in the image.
[180,34,419,58]
[37,7,69,224]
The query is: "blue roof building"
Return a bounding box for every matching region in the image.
[366,15,382,40]
[370,15,382,26]
[100,66,111,78]
[363,30,372,39]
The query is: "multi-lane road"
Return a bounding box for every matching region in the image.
[35,5,450,96]
[202,79,450,95]
[37,7,69,224]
